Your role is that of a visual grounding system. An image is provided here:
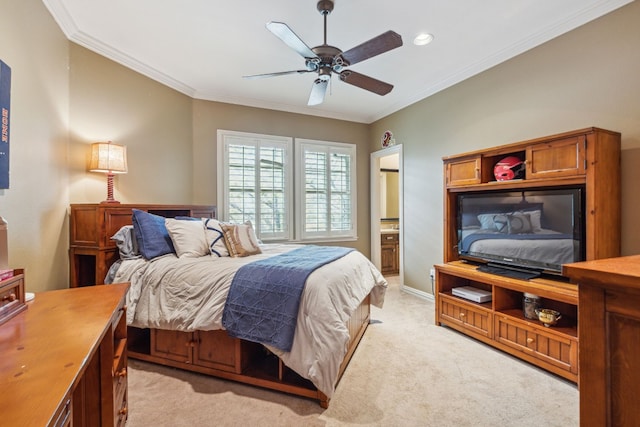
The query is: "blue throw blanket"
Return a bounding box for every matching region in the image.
[222,245,354,352]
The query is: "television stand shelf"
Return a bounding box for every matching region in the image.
[437,127,621,382]
[436,261,578,381]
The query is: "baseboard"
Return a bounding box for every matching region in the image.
[401,284,434,302]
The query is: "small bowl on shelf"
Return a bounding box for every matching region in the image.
[535,308,562,327]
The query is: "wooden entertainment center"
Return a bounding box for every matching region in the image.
[435,127,621,382]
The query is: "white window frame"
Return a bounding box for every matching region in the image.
[295,138,357,242]
[217,130,293,241]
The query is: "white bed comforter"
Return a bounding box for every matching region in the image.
[112,243,387,397]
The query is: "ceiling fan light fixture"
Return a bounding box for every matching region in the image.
[318,69,331,81]
[413,33,434,46]
[245,0,403,105]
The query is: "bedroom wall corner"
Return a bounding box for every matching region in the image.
[0,0,71,291]
[68,44,194,206]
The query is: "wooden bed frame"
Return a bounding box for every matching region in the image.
[70,203,372,407]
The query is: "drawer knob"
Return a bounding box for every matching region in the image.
[527,337,535,344]
[459,312,466,318]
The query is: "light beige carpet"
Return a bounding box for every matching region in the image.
[126,276,578,426]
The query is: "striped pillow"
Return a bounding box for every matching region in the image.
[221,221,262,257]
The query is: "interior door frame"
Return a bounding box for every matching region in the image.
[370,144,403,284]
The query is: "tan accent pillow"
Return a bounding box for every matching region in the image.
[221,221,262,257]
[164,218,209,258]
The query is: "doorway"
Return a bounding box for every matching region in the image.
[371,145,403,285]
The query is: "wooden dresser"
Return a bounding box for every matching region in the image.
[563,256,640,427]
[0,283,129,426]
[69,203,216,287]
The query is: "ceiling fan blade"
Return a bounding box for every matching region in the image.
[339,70,393,96]
[341,30,403,66]
[266,22,317,59]
[308,78,329,106]
[243,70,313,79]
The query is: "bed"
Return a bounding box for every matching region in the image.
[99,206,387,407]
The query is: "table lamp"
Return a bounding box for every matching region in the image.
[89,141,127,204]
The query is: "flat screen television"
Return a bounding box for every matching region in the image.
[457,187,585,277]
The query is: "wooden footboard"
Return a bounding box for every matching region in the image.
[127,294,371,408]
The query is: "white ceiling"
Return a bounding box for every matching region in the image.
[43,0,632,124]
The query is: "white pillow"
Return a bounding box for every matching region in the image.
[202,218,230,257]
[164,218,209,258]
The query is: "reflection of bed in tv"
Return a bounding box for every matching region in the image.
[460,228,578,268]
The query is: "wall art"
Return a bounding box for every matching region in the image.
[0,60,11,189]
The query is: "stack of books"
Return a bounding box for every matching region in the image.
[0,269,14,281]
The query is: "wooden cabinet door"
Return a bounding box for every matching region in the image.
[151,329,193,363]
[193,330,243,373]
[445,156,481,187]
[604,306,640,427]
[526,136,586,179]
[580,284,640,427]
[102,208,138,248]
[380,234,399,274]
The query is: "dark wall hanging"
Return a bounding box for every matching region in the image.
[0,60,11,189]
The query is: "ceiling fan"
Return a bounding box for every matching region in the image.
[243,0,403,106]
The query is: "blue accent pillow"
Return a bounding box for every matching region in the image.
[132,209,175,260]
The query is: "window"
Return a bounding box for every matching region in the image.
[296,139,357,241]
[217,131,357,242]
[218,130,293,241]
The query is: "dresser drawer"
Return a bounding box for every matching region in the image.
[113,339,127,400]
[114,394,128,427]
[494,314,577,374]
[438,294,492,339]
[381,233,398,243]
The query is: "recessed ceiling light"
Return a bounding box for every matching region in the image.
[413,33,434,46]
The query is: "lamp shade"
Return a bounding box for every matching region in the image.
[89,142,128,174]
